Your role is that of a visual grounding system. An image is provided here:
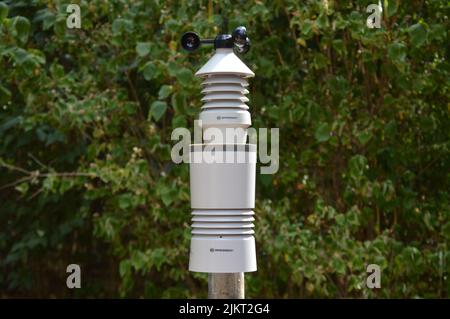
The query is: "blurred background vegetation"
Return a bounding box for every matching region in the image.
[0,0,448,298]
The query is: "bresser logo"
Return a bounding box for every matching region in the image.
[210,248,234,253]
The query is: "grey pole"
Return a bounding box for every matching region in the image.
[208,273,245,299]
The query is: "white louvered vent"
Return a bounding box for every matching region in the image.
[200,74,250,110]
[191,210,255,236]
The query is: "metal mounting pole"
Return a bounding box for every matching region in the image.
[208,273,245,299]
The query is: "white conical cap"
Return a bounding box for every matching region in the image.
[195,48,254,78]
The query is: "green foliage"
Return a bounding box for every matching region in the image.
[149,101,167,122]
[0,0,448,298]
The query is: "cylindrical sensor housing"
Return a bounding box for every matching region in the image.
[189,47,256,273]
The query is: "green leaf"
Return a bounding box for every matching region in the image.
[429,23,446,41]
[149,101,167,121]
[136,42,151,57]
[348,155,368,178]
[384,120,397,138]
[33,8,56,30]
[0,117,22,136]
[150,248,166,271]
[112,18,133,35]
[167,61,178,77]
[175,68,192,87]
[314,123,331,142]
[316,14,329,29]
[356,130,372,146]
[332,39,346,56]
[161,193,173,207]
[42,175,55,192]
[172,115,187,128]
[388,42,407,62]
[118,193,137,210]
[158,85,172,100]
[335,214,345,226]
[119,260,131,278]
[408,23,427,48]
[0,2,8,22]
[53,16,67,37]
[131,250,148,271]
[301,19,313,37]
[332,256,346,275]
[157,184,175,207]
[0,84,11,104]
[171,92,186,113]
[386,0,398,18]
[15,182,29,195]
[50,63,65,78]
[142,62,156,80]
[13,16,31,43]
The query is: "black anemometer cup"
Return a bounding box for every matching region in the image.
[181,32,201,51]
